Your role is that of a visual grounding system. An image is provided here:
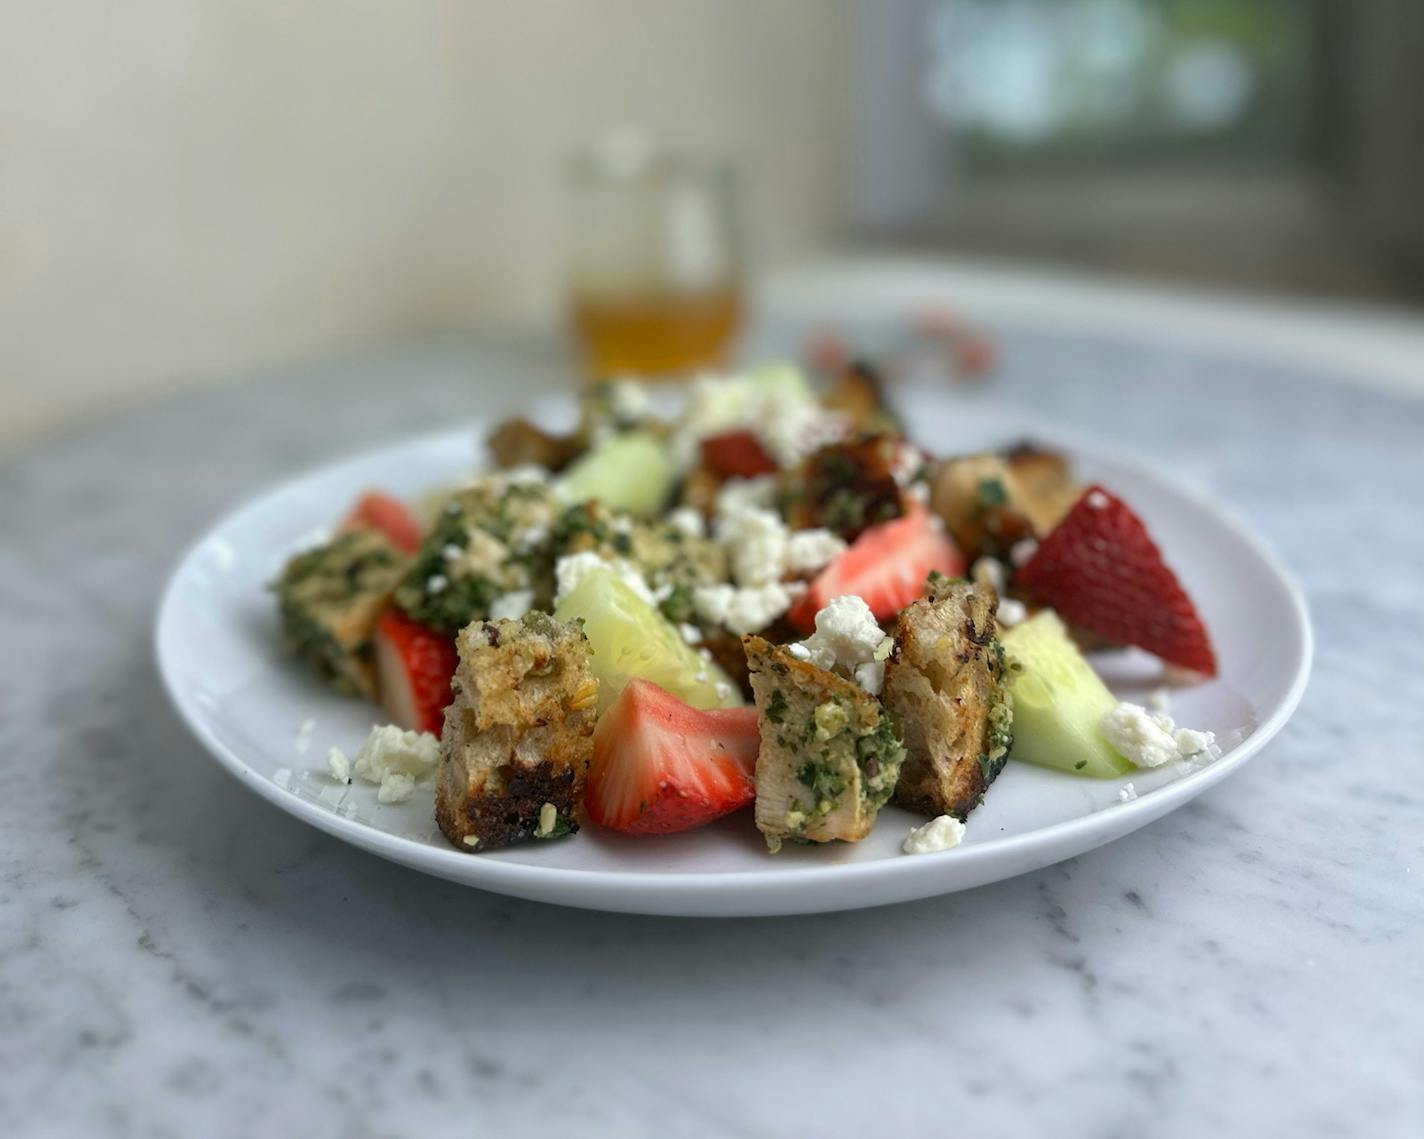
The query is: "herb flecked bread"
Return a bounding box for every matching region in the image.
[436,611,599,852]
[275,527,411,697]
[744,635,905,852]
[882,577,1013,821]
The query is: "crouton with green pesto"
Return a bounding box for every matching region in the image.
[744,635,905,852]
[883,576,1013,821]
[275,528,410,697]
[436,611,598,853]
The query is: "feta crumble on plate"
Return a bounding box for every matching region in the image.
[1100,702,1221,769]
[902,814,966,854]
[327,724,442,805]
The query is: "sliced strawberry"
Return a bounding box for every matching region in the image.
[585,679,760,835]
[700,430,779,478]
[340,490,424,553]
[788,506,965,631]
[1017,485,1217,676]
[373,610,458,733]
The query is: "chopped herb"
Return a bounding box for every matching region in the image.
[977,477,1008,509]
[766,688,788,724]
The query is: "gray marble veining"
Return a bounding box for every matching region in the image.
[2,326,1422,1138]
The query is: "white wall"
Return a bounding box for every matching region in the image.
[0,1,850,444]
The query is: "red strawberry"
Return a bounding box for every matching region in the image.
[700,430,779,478]
[585,679,760,835]
[789,505,965,632]
[1017,485,1217,676]
[340,490,424,553]
[373,610,458,733]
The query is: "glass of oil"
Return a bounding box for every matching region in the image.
[566,132,743,381]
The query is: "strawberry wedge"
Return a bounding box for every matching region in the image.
[1017,485,1217,676]
[373,610,458,734]
[340,490,424,553]
[700,430,779,478]
[789,506,964,632]
[586,679,760,835]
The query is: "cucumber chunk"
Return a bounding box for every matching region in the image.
[1000,611,1133,778]
[554,564,741,713]
[557,430,673,518]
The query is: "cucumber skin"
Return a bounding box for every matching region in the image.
[1001,612,1134,778]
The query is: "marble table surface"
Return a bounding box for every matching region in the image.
[3,316,1422,1138]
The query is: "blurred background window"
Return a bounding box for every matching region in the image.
[927,0,1313,160]
[852,0,1424,300]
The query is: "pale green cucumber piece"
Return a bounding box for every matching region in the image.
[558,430,673,518]
[553,565,741,713]
[1000,611,1133,778]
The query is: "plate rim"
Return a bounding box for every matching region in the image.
[154,420,1313,911]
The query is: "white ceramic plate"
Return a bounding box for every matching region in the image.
[156,397,1311,917]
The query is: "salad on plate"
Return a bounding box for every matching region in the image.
[272,362,1221,858]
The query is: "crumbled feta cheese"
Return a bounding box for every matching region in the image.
[606,378,652,424]
[376,772,417,804]
[854,659,885,696]
[1174,727,1221,762]
[1146,687,1172,714]
[758,393,847,468]
[692,583,793,635]
[714,681,733,703]
[792,595,888,675]
[497,465,551,488]
[1101,702,1220,769]
[1118,783,1138,803]
[1009,538,1039,568]
[326,747,352,784]
[446,528,508,578]
[902,814,966,854]
[441,543,464,561]
[1086,490,1110,509]
[513,524,549,553]
[679,623,704,645]
[350,725,442,791]
[719,507,789,587]
[1100,703,1180,768]
[997,598,1027,627]
[666,506,706,539]
[785,529,846,575]
[488,589,535,621]
[273,767,293,790]
[714,475,779,520]
[426,573,449,594]
[889,441,925,487]
[554,551,654,606]
[670,370,843,471]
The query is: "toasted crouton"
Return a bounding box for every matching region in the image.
[275,528,410,697]
[882,577,1013,820]
[435,612,598,852]
[744,636,905,852]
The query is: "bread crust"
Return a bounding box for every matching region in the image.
[883,579,1012,820]
[435,613,597,852]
